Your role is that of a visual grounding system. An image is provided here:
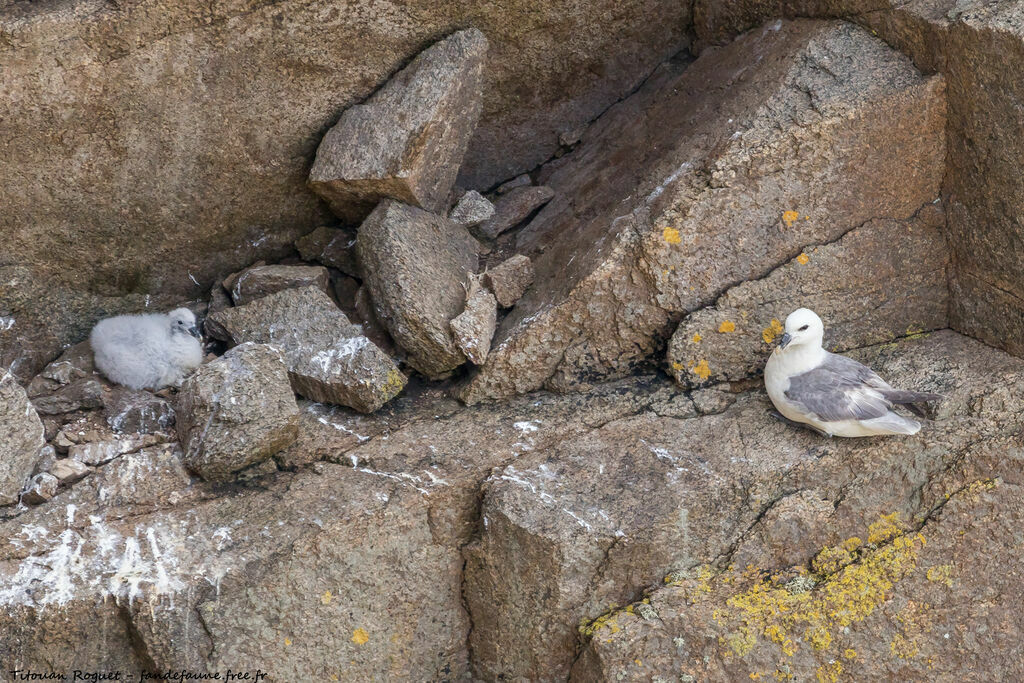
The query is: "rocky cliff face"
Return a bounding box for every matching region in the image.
[4,1,1024,680]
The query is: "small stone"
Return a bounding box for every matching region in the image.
[357,200,480,378]
[222,260,266,293]
[33,445,57,476]
[494,174,532,194]
[207,287,406,413]
[0,372,46,506]
[21,473,58,505]
[484,255,535,308]
[31,378,105,415]
[449,190,496,228]
[53,430,77,453]
[235,458,280,482]
[39,341,95,385]
[177,343,300,482]
[103,387,176,434]
[450,277,497,365]
[308,29,489,222]
[228,264,331,306]
[68,440,128,466]
[295,226,359,278]
[478,186,554,239]
[49,458,92,485]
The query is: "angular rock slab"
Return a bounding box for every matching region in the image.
[485,254,535,308]
[357,200,480,377]
[294,225,359,277]
[0,371,45,506]
[449,189,496,227]
[572,480,1024,681]
[177,343,300,482]
[478,185,555,239]
[668,206,950,387]
[458,19,946,403]
[227,264,331,306]
[0,464,468,679]
[463,331,1024,681]
[103,386,176,434]
[309,29,488,221]
[207,286,406,412]
[450,279,498,365]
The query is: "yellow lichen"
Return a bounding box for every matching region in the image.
[663,227,682,244]
[782,211,799,227]
[815,661,842,683]
[692,359,711,381]
[926,564,955,588]
[717,514,923,661]
[719,320,736,333]
[890,633,919,659]
[796,252,810,265]
[671,361,684,371]
[321,590,333,605]
[352,628,370,645]
[843,648,857,660]
[762,319,784,344]
[692,333,703,343]
[284,637,292,646]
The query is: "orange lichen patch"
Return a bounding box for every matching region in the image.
[692,359,711,381]
[762,319,784,344]
[796,252,810,265]
[782,210,799,227]
[352,628,370,645]
[284,637,292,646]
[321,590,333,605]
[719,320,736,333]
[718,513,924,661]
[663,226,682,244]
[692,333,703,343]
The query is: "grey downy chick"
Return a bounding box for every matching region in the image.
[90,307,203,390]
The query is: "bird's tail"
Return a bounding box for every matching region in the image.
[882,390,943,404]
[882,390,943,418]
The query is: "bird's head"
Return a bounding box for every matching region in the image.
[777,307,824,351]
[168,307,202,339]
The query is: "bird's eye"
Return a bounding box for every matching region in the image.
[798,324,809,331]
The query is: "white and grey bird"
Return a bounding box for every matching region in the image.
[764,308,942,437]
[90,307,204,391]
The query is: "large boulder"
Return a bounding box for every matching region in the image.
[689,1,1024,366]
[207,286,406,412]
[0,462,468,678]
[0,371,45,506]
[667,206,950,387]
[458,19,946,403]
[176,343,300,482]
[462,331,1024,680]
[0,0,693,376]
[309,30,488,221]
[356,200,480,378]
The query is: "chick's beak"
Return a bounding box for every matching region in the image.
[188,325,202,339]
[777,333,792,350]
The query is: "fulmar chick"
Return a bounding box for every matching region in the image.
[765,308,942,437]
[90,307,203,390]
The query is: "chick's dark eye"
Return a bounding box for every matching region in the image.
[798,325,809,331]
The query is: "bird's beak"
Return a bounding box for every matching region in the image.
[188,325,202,339]
[777,333,792,350]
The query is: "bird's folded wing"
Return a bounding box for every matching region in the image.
[784,356,891,422]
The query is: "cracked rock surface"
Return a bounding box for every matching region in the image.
[459,19,946,404]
